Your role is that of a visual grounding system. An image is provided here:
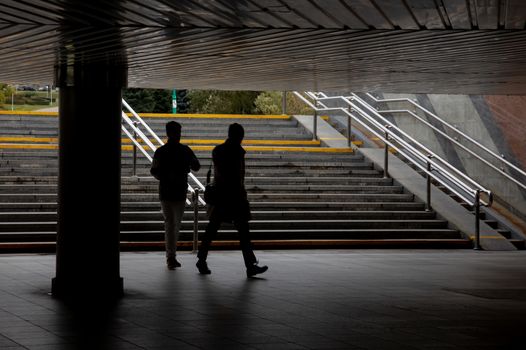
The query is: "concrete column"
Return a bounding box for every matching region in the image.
[52,62,127,299]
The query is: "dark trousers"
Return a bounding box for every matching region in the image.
[197,217,257,268]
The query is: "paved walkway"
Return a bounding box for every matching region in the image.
[34,107,58,112]
[1,250,526,349]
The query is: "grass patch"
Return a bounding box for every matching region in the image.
[0,103,58,111]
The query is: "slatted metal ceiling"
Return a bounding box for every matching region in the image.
[1,0,525,94]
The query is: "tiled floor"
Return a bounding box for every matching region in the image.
[1,250,526,349]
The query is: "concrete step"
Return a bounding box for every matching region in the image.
[0,176,394,187]
[0,210,438,222]
[125,169,385,178]
[123,184,403,194]
[0,118,301,127]
[0,219,449,232]
[0,151,58,159]
[2,150,360,161]
[121,228,459,240]
[123,219,450,231]
[0,115,299,127]
[0,193,416,203]
[0,176,58,184]
[509,239,526,250]
[0,169,60,176]
[0,169,384,178]
[0,238,473,253]
[246,185,404,194]
[497,229,512,239]
[0,201,427,212]
[0,184,404,194]
[0,228,461,243]
[483,220,499,229]
[0,175,391,184]
[0,128,312,138]
[1,159,373,169]
[141,117,298,125]
[124,193,415,202]
[152,176,394,186]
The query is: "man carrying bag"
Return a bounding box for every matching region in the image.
[197,123,268,277]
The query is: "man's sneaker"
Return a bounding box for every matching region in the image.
[167,257,181,270]
[246,264,268,278]
[196,260,211,274]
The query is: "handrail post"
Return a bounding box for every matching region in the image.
[347,102,352,148]
[282,91,287,115]
[383,129,389,178]
[132,121,138,177]
[474,190,482,250]
[192,188,199,253]
[313,100,318,141]
[426,155,433,211]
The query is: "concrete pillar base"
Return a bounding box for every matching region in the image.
[52,277,124,300]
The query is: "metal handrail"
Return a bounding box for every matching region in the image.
[315,91,493,200]
[313,92,491,204]
[349,93,489,195]
[313,91,491,197]
[364,93,526,191]
[121,99,206,206]
[294,91,493,249]
[122,99,163,145]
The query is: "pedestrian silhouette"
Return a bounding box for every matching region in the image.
[196,123,268,277]
[151,121,200,269]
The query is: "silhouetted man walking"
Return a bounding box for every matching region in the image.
[151,121,200,269]
[196,123,268,277]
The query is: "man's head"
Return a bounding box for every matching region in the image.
[228,123,244,144]
[166,121,182,142]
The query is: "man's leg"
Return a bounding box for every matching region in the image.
[234,220,268,277]
[196,215,221,274]
[161,200,185,268]
[172,200,186,255]
[197,216,221,262]
[233,220,257,268]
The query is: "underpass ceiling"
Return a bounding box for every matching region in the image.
[1,0,525,94]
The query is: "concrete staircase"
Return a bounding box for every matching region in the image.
[0,112,472,252]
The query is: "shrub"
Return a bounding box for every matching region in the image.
[254,91,314,115]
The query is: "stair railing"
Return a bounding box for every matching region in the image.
[121,99,205,251]
[294,91,492,249]
[364,93,526,192]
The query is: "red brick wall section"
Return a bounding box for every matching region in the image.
[484,95,526,169]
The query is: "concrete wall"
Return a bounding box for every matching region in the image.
[378,93,526,219]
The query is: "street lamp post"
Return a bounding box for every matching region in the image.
[172,89,177,114]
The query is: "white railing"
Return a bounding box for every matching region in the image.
[294,91,493,249]
[364,93,526,192]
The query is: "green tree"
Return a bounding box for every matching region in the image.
[187,90,259,114]
[123,88,171,113]
[150,89,171,113]
[254,91,314,115]
[176,89,189,113]
[0,84,15,109]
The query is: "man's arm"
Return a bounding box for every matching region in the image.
[189,148,201,172]
[150,150,161,180]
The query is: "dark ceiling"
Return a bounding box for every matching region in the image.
[1,0,526,94]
